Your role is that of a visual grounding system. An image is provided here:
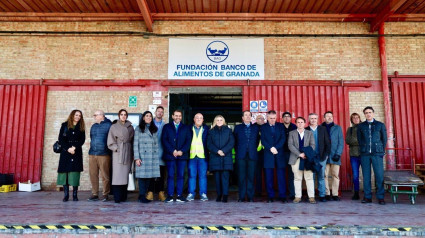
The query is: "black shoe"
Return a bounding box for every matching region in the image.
[138,196,152,204]
[101,195,109,202]
[289,196,295,200]
[280,197,287,203]
[72,187,78,201]
[325,195,331,201]
[361,198,372,203]
[319,197,327,202]
[237,199,244,202]
[378,199,386,205]
[222,195,228,203]
[63,185,69,202]
[175,196,187,203]
[164,196,174,203]
[332,196,340,201]
[352,192,360,200]
[267,198,274,203]
[87,195,99,201]
[216,195,222,202]
[247,198,254,202]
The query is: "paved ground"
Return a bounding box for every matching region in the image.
[1,191,425,237]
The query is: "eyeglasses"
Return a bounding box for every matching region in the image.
[93,114,100,117]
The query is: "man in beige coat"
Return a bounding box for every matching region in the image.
[288,117,316,204]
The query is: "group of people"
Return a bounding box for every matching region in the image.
[56,105,387,205]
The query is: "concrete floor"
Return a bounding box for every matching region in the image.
[1,191,425,237]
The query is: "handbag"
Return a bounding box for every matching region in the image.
[53,126,68,154]
[127,161,136,191]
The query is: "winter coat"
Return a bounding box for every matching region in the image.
[161,122,192,161]
[233,123,260,161]
[305,125,331,161]
[208,126,235,171]
[345,124,360,157]
[261,123,286,169]
[321,122,344,165]
[89,118,112,156]
[287,129,316,165]
[133,125,160,179]
[107,120,134,185]
[357,119,387,156]
[57,122,86,173]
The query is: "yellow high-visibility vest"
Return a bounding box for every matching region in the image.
[190,126,205,159]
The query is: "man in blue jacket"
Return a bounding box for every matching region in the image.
[282,111,297,200]
[88,110,112,202]
[186,113,209,202]
[162,109,192,203]
[357,106,387,205]
[234,111,260,202]
[321,111,344,201]
[261,110,287,203]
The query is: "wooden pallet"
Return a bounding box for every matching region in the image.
[415,164,425,176]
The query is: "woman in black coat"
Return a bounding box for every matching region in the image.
[57,109,86,202]
[207,115,234,203]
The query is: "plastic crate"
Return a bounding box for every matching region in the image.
[0,184,17,193]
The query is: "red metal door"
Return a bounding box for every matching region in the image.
[243,85,351,190]
[0,84,47,184]
[391,77,425,165]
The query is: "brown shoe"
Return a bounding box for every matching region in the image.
[309,198,317,204]
[293,197,301,203]
[146,191,154,201]
[158,191,166,202]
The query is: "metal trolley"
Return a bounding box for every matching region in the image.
[384,148,424,204]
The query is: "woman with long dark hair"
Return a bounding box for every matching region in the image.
[133,111,161,203]
[107,109,134,203]
[57,109,86,202]
[346,112,362,200]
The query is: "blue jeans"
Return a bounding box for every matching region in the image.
[166,160,187,196]
[265,168,286,199]
[361,155,385,200]
[314,159,327,197]
[188,157,208,195]
[350,156,361,192]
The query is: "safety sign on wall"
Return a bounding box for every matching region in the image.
[250,101,259,112]
[259,100,268,112]
[129,96,137,108]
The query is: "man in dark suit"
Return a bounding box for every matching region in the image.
[305,113,331,202]
[234,110,260,202]
[282,111,297,199]
[161,109,192,203]
[260,110,287,203]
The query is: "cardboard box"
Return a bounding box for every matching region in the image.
[19,181,41,192]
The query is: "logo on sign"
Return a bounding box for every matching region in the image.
[250,101,259,112]
[206,41,229,63]
[259,100,268,112]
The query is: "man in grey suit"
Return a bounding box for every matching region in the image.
[288,117,316,204]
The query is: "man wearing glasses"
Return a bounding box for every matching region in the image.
[88,110,112,202]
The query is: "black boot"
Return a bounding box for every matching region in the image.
[72,186,79,201]
[63,185,69,202]
[352,191,360,200]
[216,194,222,202]
[222,195,228,203]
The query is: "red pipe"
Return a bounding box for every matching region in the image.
[379,23,395,169]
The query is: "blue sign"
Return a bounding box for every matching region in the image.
[206,41,229,63]
[259,100,268,112]
[250,101,259,112]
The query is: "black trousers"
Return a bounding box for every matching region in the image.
[148,165,166,193]
[138,178,151,198]
[237,155,256,200]
[112,185,127,203]
[215,171,230,196]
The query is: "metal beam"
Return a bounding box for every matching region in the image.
[136,0,153,32]
[370,0,409,32]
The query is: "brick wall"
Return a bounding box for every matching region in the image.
[42,89,168,190]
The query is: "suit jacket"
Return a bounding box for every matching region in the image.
[288,129,316,165]
[161,122,191,161]
[260,122,286,169]
[305,125,331,161]
[233,123,260,160]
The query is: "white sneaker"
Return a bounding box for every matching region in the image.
[186,193,194,201]
[200,193,209,201]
